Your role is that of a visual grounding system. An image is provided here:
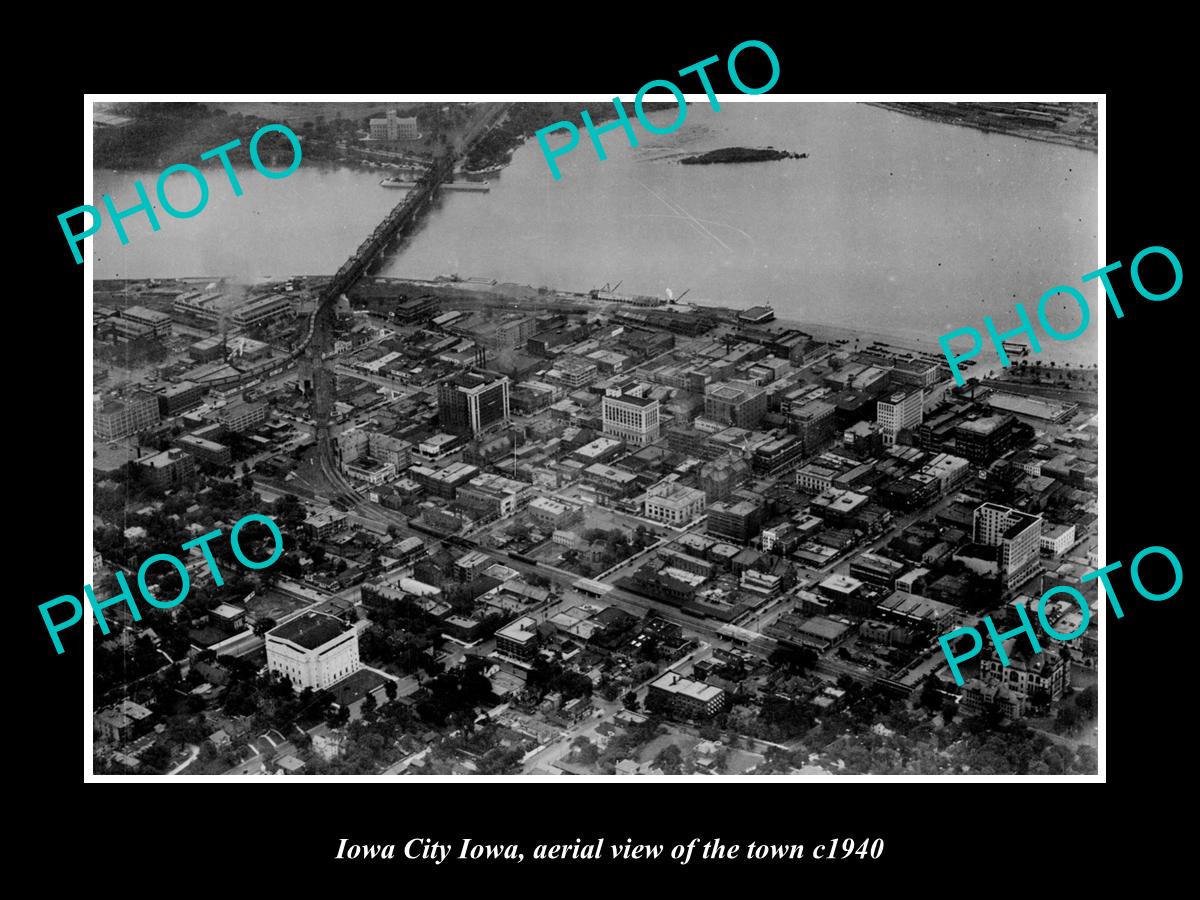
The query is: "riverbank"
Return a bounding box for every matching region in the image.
[866,102,1097,153]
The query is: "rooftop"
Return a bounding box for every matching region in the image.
[650,672,723,702]
[798,616,851,641]
[268,613,352,651]
[497,616,538,644]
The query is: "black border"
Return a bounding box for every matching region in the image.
[21,26,1189,887]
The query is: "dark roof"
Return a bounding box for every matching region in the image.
[268,613,351,650]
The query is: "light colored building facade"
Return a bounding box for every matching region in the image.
[94,392,160,440]
[370,109,418,141]
[974,502,1043,588]
[216,400,267,432]
[648,672,726,719]
[601,385,661,446]
[266,613,361,691]
[644,482,706,525]
[877,387,925,445]
[121,305,173,337]
[1041,522,1077,556]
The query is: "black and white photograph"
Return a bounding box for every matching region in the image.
[79,95,1105,780]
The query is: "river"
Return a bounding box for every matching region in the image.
[93,102,1098,366]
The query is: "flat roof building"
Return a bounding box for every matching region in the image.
[648,672,726,719]
[496,615,539,663]
[266,612,360,692]
[645,481,706,525]
[438,370,511,436]
[602,384,661,447]
[94,392,160,441]
[974,502,1043,589]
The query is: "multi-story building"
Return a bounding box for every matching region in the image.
[136,448,195,488]
[93,392,160,440]
[456,472,526,518]
[964,639,1070,717]
[369,109,419,141]
[438,370,511,436]
[1041,522,1077,556]
[344,457,395,485]
[547,356,599,389]
[706,500,762,544]
[156,380,206,417]
[761,522,800,554]
[698,455,752,502]
[787,398,837,453]
[174,434,231,466]
[704,380,767,429]
[93,699,153,743]
[877,387,925,445]
[644,482,706,525]
[648,672,726,719]
[410,461,479,499]
[849,552,907,590]
[304,509,347,539]
[172,290,294,330]
[889,357,943,388]
[266,613,360,691]
[954,413,1017,463]
[528,496,583,529]
[121,305,173,337]
[494,315,536,349]
[495,616,539,663]
[752,435,805,476]
[601,384,661,446]
[581,463,639,502]
[974,502,1043,588]
[216,400,267,433]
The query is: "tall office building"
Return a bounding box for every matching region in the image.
[876,387,925,445]
[704,380,767,428]
[601,384,660,446]
[973,502,1043,588]
[438,370,511,436]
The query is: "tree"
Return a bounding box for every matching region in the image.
[1075,684,1098,719]
[138,742,173,773]
[919,675,943,713]
[941,698,958,724]
[644,690,670,716]
[384,680,398,702]
[1055,704,1082,735]
[253,617,277,637]
[623,691,639,711]
[653,744,683,775]
[360,691,378,720]
[573,738,599,765]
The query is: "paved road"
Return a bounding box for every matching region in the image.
[167,744,200,776]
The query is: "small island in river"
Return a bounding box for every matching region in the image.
[679,146,808,165]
